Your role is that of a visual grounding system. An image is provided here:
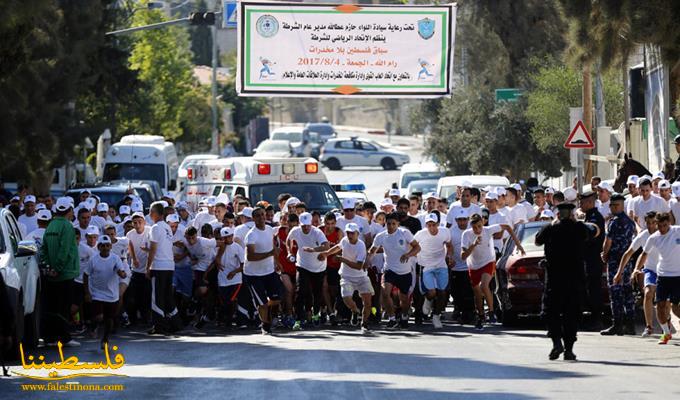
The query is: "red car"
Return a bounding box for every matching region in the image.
[495,221,610,326]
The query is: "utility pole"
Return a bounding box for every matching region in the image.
[211,24,219,155]
[582,63,593,188]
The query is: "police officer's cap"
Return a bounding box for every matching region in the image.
[610,193,626,202]
[555,203,575,211]
[578,190,596,200]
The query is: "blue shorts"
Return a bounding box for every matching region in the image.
[422,267,449,291]
[643,269,657,287]
[173,263,193,298]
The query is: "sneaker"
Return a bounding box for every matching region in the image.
[399,319,409,329]
[422,299,433,316]
[63,339,81,347]
[487,312,497,324]
[329,314,338,326]
[475,315,484,331]
[658,333,672,345]
[292,321,302,331]
[320,312,328,324]
[312,314,320,327]
[563,350,577,361]
[194,315,209,329]
[432,314,443,329]
[641,326,653,337]
[548,344,564,360]
[261,327,271,335]
[361,323,371,334]
[272,317,280,328]
[71,324,86,335]
[386,319,399,329]
[120,313,131,328]
[351,312,360,326]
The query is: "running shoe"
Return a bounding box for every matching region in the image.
[658,333,672,345]
[641,326,653,337]
[422,299,433,316]
[312,314,321,327]
[399,319,409,329]
[487,312,497,324]
[386,319,399,329]
[63,339,81,347]
[120,312,131,328]
[194,314,209,329]
[320,312,328,324]
[475,314,484,331]
[351,312,360,326]
[272,317,280,329]
[432,314,443,329]
[361,323,371,334]
[292,320,302,331]
[563,351,577,361]
[70,324,86,335]
[329,314,338,326]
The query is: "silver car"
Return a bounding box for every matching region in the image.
[320,137,410,170]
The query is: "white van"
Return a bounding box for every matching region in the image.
[182,157,341,213]
[398,162,444,195]
[437,175,510,202]
[102,135,179,192]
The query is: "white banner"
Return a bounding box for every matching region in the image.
[236,1,457,98]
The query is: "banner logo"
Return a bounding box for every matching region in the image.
[418,18,435,40]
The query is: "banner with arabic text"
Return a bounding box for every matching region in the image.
[237,1,457,98]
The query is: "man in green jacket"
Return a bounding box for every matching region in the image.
[40,197,80,347]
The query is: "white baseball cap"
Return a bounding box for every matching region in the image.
[460,180,473,189]
[495,187,507,196]
[119,205,131,215]
[563,187,578,202]
[342,198,357,210]
[637,176,652,188]
[36,203,46,211]
[482,186,492,193]
[284,197,300,208]
[425,213,438,224]
[345,223,360,233]
[653,171,665,180]
[597,182,614,193]
[540,210,555,219]
[176,201,189,210]
[131,201,144,213]
[85,197,97,209]
[86,225,100,236]
[658,179,671,190]
[238,207,253,219]
[299,212,313,226]
[453,207,469,219]
[672,182,680,198]
[220,226,235,237]
[485,192,499,201]
[55,197,73,212]
[10,195,20,202]
[131,211,145,219]
[626,175,639,186]
[215,193,230,206]
[424,192,438,200]
[511,183,522,191]
[97,235,112,246]
[380,198,394,208]
[97,202,109,213]
[388,188,401,197]
[206,196,217,207]
[23,195,36,204]
[37,209,52,221]
[165,214,179,223]
[544,187,555,194]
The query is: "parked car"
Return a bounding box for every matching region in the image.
[320,137,410,170]
[495,221,610,326]
[304,122,337,142]
[406,179,440,196]
[253,139,294,158]
[330,184,368,202]
[437,175,510,204]
[399,162,443,195]
[0,207,41,356]
[270,127,314,158]
[108,180,161,207]
[66,184,141,210]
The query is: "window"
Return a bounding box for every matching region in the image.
[249,183,341,213]
[222,185,234,196]
[212,186,223,196]
[401,172,443,188]
[335,141,354,150]
[235,187,246,197]
[103,163,166,187]
[359,142,377,151]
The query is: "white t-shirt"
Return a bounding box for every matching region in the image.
[487,211,510,251]
[447,203,482,226]
[90,215,109,231]
[26,228,45,248]
[111,237,129,264]
[462,224,503,270]
[598,200,611,221]
[338,237,367,278]
[172,225,189,268]
[18,214,38,235]
[218,243,245,287]
[630,230,659,272]
[234,221,254,248]
[643,226,680,277]
[74,224,89,243]
[372,228,414,274]
[76,243,96,284]
[448,225,467,272]
[127,227,151,274]
[414,227,451,270]
[520,200,537,220]
[193,211,218,231]
[337,215,371,241]
[369,223,386,270]
[244,225,276,276]
[287,226,328,273]
[186,237,217,272]
[507,205,528,226]
[670,199,680,226]
[150,221,175,271]
[84,253,125,302]
[632,195,670,230]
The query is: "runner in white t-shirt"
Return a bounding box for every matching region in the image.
[205,227,244,328]
[462,214,524,330]
[638,213,680,344]
[631,178,670,230]
[413,213,452,329]
[368,212,420,329]
[448,207,476,324]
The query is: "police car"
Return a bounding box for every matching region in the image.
[182,157,342,213]
[319,136,410,170]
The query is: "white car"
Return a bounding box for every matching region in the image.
[320,137,410,170]
[399,162,443,194]
[0,208,41,354]
[437,175,510,202]
[270,126,313,158]
[253,139,294,158]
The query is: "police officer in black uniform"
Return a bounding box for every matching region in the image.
[671,135,680,183]
[536,202,600,361]
[579,190,606,330]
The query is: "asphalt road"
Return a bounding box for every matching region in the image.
[3,319,679,399]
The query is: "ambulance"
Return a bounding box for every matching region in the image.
[182,157,342,213]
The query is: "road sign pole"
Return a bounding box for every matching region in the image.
[569,108,584,194]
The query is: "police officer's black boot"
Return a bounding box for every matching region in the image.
[623,318,636,335]
[563,340,577,361]
[600,318,623,336]
[548,337,564,360]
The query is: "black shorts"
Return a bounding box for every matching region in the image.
[656,276,680,304]
[91,300,118,319]
[218,284,242,304]
[326,268,340,286]
[244,272,283,307]
[384,270,412,295]
[72,281,85,306]
[193,270,207,288]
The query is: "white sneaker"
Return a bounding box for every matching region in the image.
[432,314,443,329]
[642,326,653,337]
[63,339,81,347]
[422,299,433,316]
